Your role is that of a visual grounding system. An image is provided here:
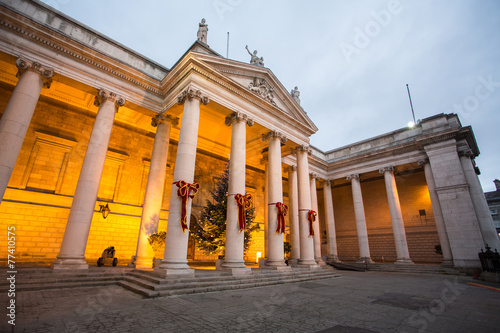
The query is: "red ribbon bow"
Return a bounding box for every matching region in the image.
[308,210,317,237]
[276,202,288,234]
[235,193,252,232]
[174,180,199,233]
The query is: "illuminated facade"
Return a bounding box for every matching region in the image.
[0,0,498,274]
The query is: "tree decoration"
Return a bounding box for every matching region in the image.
[173,180,199,232]
[308,210,317,237]
[190,163,258,256]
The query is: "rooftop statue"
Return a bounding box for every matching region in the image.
[197,18,208,44]
[245,45,264,67]
[291,86,301,105]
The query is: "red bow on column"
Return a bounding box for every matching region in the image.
[307,210,317,237]
[235,193,252,232]
[173,180,199,233]
[276,202,288,234]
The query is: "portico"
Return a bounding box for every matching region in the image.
[0,0,495,276]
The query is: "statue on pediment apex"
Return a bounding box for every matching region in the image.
[197,18,208,44]
[291,86,301,105]
[245,45,264,67]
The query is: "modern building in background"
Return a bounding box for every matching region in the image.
[485,180,500,241]
[1,0,498,274]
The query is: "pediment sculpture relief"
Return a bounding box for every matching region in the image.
[248,77,277,106]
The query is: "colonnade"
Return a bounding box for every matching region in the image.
[1,56,498,274]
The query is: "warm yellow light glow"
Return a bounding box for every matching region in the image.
[256,251,262,263]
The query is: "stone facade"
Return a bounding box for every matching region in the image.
[0,0,498,274]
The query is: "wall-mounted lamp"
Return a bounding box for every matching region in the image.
[99,203,111,219]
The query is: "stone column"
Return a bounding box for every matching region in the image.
[310,173,325,265]
[295,145,318,267]
[322,180,340,263]
[424,140,483,273]
[419,159,454,267]
[0,57,53,203]
[221,111,253,274]
[260,152,269,260]
[53,89,125,269]
[130,113,178,269]
[379,166,413,264]
[157,87,209,276]
[459,151,500,250]
[347,174,373,263]
[286,165,300,262]
[262,131,289,269]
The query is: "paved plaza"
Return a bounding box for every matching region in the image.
[2,270,500,332]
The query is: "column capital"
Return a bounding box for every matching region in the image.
[458,149,474,159]
[309,173,320,181]
[94,89,125,110]
[379,166,394,174]
[262,130,287,143]
[346,174,360,181]
[177,86,209,105]
[151,113,179,127]
[284,165,297,173]
[292,144,312,155]
[321,179,333,187]
[225,111,254,127]
[16,57,54,88]
[417,158,429,166]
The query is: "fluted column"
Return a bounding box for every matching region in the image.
[0,57,53,203]
[53,89,125,269]
[262,130,289,269]
[295,145,318,267]
[131,113,178,268]
[157,87,209,276]
[379,166,413,264]
[286,165,300,262]
[459,151,500,250]
[419,159,453,266]
[221,111,253,273]
[322,180,340,262]
[347,174,373,263]
[310,173,325,265]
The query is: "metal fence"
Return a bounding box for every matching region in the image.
[478,244,500,272]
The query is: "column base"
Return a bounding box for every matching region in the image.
[356,257,374,264]
[52,256,89,270]
[297,258,320,268]
[315,257,327,266]
[153,259,194,277]
[128,256,153,269]
[395,258,414,264]
[264,259,291,270]
[220,259,247,269]
[218,267,252,275]
[326,255,341,263]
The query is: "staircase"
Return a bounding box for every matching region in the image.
[327,262,462,275]
[118,267,341,298]
[1,267,132,292]
[367,263,463,275]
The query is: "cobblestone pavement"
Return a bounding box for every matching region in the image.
[2,270,500,332]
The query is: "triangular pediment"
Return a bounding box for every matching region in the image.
[186,51,318,135]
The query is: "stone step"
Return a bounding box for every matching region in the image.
[120,268,341,298]
[366,264,462,275]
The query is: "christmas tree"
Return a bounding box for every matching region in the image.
[190,163,258,256]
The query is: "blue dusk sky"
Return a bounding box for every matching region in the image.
[40,0,500,191]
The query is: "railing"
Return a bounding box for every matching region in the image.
[478,244,500,272]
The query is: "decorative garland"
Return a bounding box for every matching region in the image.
[173,180,199,233]
[307,210,317,237]
[275,202,288,234]
[234,193,252,232]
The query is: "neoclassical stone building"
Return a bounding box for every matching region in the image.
[0,0,498,274]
